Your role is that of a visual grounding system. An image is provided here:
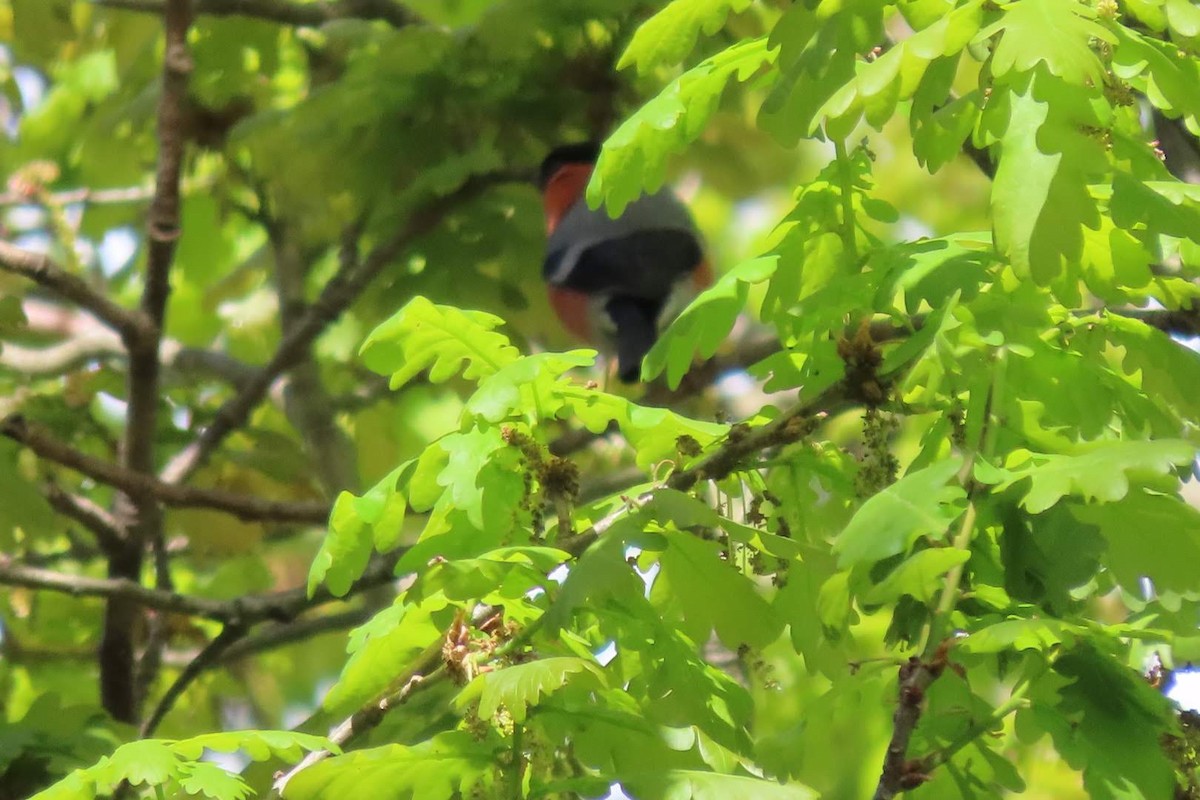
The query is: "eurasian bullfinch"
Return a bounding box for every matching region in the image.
[539,142,712,382]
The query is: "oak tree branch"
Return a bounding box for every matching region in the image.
[0,550,401,627]
[0,241,155,344]
[92,0,423,27]
[1,417,331,524]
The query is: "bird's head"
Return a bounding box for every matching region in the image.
[539,142,601,233]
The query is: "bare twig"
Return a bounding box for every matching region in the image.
[0,561,232,620]
[0,242,155,343]
[0,550,402,626]
[274,655,443,793]
[269,217,360,495]
[161,608,371,670]
[141,623,249,736]
[91,0,424,27]
[43,484,124,551]
[0,183,159,207]
[1122,306,1200,338]
[219,607,372,662]
[1,417,331,524]
[0,308,257,386]
[98,0,193,724]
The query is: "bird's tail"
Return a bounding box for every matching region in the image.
[605,296,660,383]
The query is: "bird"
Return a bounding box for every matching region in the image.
[539,142,712,383]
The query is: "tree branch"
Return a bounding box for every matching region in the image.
[0,242,156,344]
[92,0,424,27]
[0,551,400,631]
[159,174,510,486]
[96,0,194,723]
[275,658,443,793]
[1,417,331,524]
[0,305,258,386]
[269,217,360,496]
[873,654,945,800]
[0,183,159,208]
[220,607,371,662]
[43,484,124,552]
[0,561,233,620]
[141,623,248,736]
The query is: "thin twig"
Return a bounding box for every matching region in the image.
[0,561,232,620]
[218,608,372,663]
[0,550,402,626]
[1,417,331,524]
[91,0,424,27]
[0,183,159,207]
[0,242,155,343]
[43,484,124,551]
[141,623,249,736]
[273,647,445,793]
[269,216,360,496]
[0,320,258,385]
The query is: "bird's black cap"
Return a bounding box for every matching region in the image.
[539,142,601,188]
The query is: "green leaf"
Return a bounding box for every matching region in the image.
[978,439,1195,513]
[650,524,782,649]
[30,732,331,800]
[536,695,685,775]
[561,388,728,470]
[758,4,881,144]
[11,0,76,62]
[1020,646,1177,800]
[643,256,778,387]
[0,295,27,336]
[618,0,753,75]
[621,769,817,800]
[977,0,1114,85]
[544,533,647,635]
[877,235,996,315]
[833,457,966,567]
[172,731,336,761]
[175,761,251,800]
[813,1,984,134]
[466,350,595,423]
[322,594,451,715]
[911,56,983,172]
[1071,491,1200,598]
[0,440,58,543]
[283,732,498,800]
[1093,313,1200,423]
[1110,173,1200,244]
[590,37,777,215]
[864,547,971,604]
[435,425,513,531]
[360,296,519,388]
[411,547,569,604]
[1112,25,1200,127]
[879,293,958,378]
[456,657,604,723]
[309,462,411,596]
[959,617,1078,654]
[989,68,1106,283]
